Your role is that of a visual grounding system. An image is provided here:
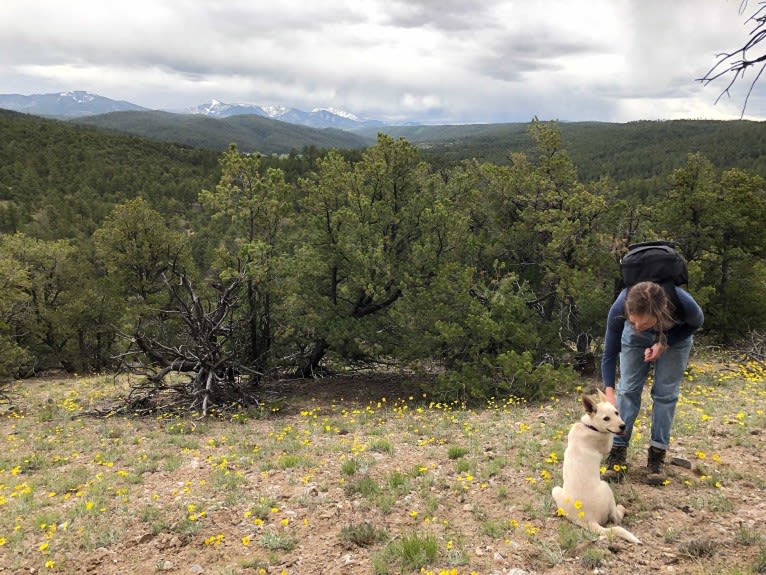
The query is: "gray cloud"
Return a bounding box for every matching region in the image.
[381,0,498,30]
[0,0,761,123]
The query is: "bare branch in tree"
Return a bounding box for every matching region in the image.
[698,1,766,117]
[0,380,13,407]
[741,329,766,362]
[109,266,264,417]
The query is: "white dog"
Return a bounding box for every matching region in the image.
[551,389,642,544]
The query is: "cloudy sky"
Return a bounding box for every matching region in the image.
[1,0,764,124]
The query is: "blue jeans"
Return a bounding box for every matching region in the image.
[612,323,693,451]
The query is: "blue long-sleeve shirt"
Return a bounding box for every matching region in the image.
[601,287,704,388]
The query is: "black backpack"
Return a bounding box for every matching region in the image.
[619,240,688,318]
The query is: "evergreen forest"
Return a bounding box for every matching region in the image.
[2,108,765,404]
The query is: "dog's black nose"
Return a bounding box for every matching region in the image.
[619,424,626,431]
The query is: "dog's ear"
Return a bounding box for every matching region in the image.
[581,393,598,414]
[580,385,605,414]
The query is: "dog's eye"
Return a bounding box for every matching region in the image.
[603,416,610,421]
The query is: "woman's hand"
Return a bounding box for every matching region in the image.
[644,342,668,362]
[604,386,617,407]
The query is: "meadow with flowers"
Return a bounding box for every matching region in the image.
[1,351,765,575]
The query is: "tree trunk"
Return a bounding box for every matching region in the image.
[294,338,329,378]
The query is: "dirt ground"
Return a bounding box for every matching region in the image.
[1,361,765,575]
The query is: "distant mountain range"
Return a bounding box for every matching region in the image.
[0,91,384,130]
[4,91,765,183]
[187,99,384,129]
[0,91,147,118]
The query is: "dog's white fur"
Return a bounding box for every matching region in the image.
[551,389,642,544]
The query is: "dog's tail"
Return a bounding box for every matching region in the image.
[586,521,642,544]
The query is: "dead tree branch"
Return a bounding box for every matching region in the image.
[113,267,262,417]
[698,1,766,117]
[740,329,766,362]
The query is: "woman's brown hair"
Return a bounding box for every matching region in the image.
[625,281,676,342]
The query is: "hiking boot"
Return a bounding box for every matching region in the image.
[646,446,667,486]
[602,444,628,483]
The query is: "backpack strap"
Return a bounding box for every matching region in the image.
[660,280,685,323]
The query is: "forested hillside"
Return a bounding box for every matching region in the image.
[362,119,766,183]
[0,109,221,235]
[1,110,764,407]
[63,108,766,187]
[72,110,372,153]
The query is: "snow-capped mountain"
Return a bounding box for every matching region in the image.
[262,105,289,117]
[188,99,383,129]
[0,92,385,129]
[315,107,359,121]
[187,99,268,118]
[0,91,148,118]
